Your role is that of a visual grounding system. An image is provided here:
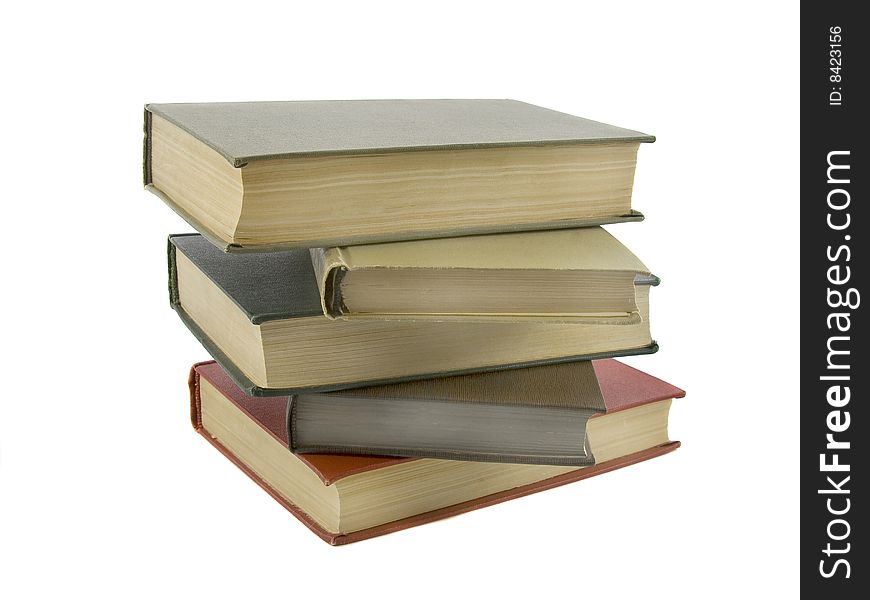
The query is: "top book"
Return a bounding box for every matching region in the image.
[144,100,654,250]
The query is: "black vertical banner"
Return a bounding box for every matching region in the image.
[802,4,865,595]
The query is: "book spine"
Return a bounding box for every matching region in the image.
[309,247,349,318]
[189,363,203,430]
[143,107,152,186]
[167,237,180,307]
[285,395,299,450]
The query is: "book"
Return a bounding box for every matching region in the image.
[292,360,632,465]
[170,233,658,395]
[190,359,684,544]
[144,100,654,250]
[310,227,657,322]
[288,360,607,465]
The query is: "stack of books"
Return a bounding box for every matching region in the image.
[144,99,685,544]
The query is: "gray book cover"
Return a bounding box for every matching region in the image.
[288,361,607,465]
[147,99,654,167]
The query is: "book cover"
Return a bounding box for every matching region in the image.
[289,360,609,465]
[146,99,654,167]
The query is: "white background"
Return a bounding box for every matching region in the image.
[0,1,799,597]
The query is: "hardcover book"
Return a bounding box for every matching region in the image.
[290,361,608,465]
[190,359,684,544]
[144,100,653,250]
[170,234,658,395]
[310,227,657,322]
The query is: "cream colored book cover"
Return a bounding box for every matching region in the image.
[310,227,657,323]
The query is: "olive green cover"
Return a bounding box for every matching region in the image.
[146,99,654,167]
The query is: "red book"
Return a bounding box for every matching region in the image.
[190,359,684,545]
